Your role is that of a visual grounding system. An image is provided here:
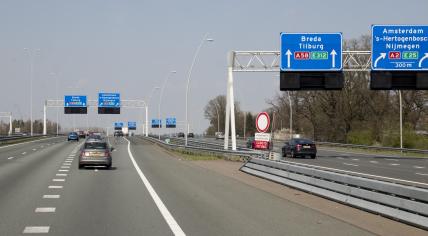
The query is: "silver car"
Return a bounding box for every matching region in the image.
[79,140,113,169]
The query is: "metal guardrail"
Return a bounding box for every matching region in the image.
[314,141,428,155]
[241,158,428,229]
[0,135,48,145]
[203,135,428,155]
[140,136,265,160]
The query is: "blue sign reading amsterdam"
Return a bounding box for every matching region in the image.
[166,117,176,128]
[280,33,342,71]
[98,93,120,107]
[151,119,162,128]
[372,25,428,71]
[64,95,87,107]
[128,121,137,130]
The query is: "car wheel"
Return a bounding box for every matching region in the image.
[106,164,112,169]
[78,164,84,169]
[311,155,316,159]
[282,149,286,157]
[290,150,295,158]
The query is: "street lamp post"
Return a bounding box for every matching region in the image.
[185,33,214,146]
[287,91,293,140]
[213,103,220,133]
[147,86,160,137]
[24,48,40,136]
[158,71,177,140]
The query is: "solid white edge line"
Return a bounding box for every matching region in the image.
[125,137,186,236]
[43,195,60,199]
[281,160,428,187]
[23,226,50,233]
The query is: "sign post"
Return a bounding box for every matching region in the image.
[254,112,271,150]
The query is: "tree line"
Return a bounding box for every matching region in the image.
[204,35,428,149]
[0,119,61,135]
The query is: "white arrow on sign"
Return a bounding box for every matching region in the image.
[374,53,386,68]
[419,53,428,68]
[330,49,337,68]
[285,50,292,68]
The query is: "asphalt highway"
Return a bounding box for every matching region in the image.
[0,136,381,235]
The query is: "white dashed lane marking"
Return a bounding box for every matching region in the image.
[369,161,378,164]
[56,173,67,177]
[414,166,425,169]
[23,226,50,234]
[60,166,70,169]
[390,163,400,166]
[343,163,359,167]
[58,169,69,172]
[416,173,428,176]
[32,149,37,151]
[8,157,14,160]
[22,152,27,155]
[52,179,65,182]
[35,207,55,213]
[63,163,71,166]
[43,195,60,199]
[48,186,63,189]
[351,158,359,161]
[385,159,399,161]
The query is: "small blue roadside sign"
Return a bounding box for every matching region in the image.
[151,119,162,128]
[166,117,177,128]
[280,33,342,71]
[64,95,87,107]
[114,122,123,128]
[98,93,120,107]
[372,25,428,71]
[128,121,137,130]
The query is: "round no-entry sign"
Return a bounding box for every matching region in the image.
[256,112,270,133]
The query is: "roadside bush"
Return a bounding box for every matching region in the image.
[346,130,373,145]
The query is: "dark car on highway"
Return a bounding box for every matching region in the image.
[68,132,79,142]
[282,138,317,158]
[114,130,123,137]
[188,132,194,138]
[79,140,113,169]
[177,132,185,138]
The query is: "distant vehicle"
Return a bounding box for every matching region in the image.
[77,130,86,138]
[122,127,129,136]
[177,132,185,138]
[246,137,255,148]
[282,138,316,158]
[188,132,194,138]
[114,130,123,137]
[215,132,225,139]
[79,139,113,169]
[87,133,103,141]
[68,132,79,142]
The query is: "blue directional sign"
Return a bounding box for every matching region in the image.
[98,93,120,107]
[165,117,177,128]
[151,119,162,128]
[280,33,342,71]
[372,25,428,71]
[114,122,124,129]
[64,96,87,107]
[128,121,137,130]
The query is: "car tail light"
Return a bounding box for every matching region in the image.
[105,151,110,157]
[296,144,302,151]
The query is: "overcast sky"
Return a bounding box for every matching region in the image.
[1,0,427,134]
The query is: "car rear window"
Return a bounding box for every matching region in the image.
[295,139,314,144]
[84,142,107,149]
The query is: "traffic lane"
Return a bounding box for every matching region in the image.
[128,137,374,236]
[47,137,172,236]
[282,155,428,184]
[0,140,79,235]
[0,136,66,164]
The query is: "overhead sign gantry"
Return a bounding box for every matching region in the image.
[64,95,87,114]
